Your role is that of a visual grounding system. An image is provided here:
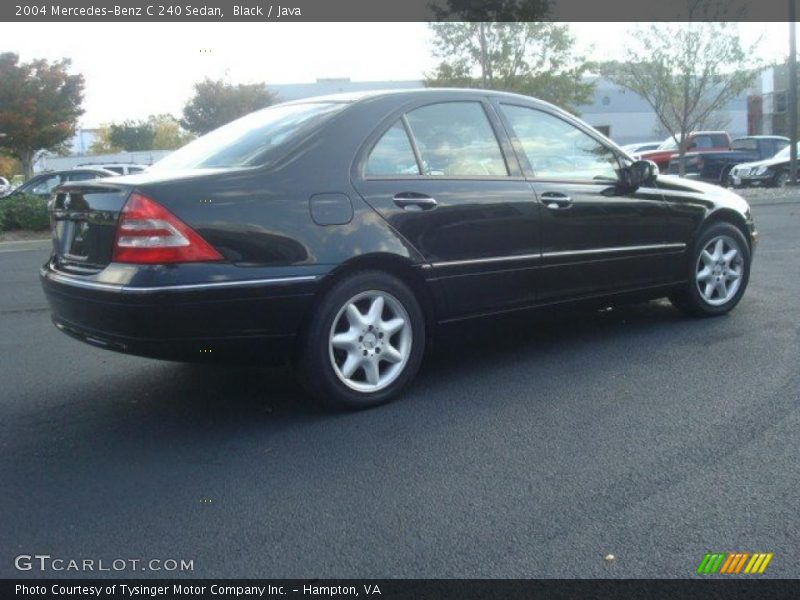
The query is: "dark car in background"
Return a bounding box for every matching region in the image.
[729,142,800,187]
[40,89,756,409]
[670,135,789,185]
[2,168,117,199]
[639,131,732,171]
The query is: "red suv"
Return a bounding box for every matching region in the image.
[637,131,732,171]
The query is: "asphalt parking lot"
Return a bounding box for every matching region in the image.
[1,195,799,579]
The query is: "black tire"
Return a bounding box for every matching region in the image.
[669,222,751,317]
[773,170,789,188]
[298,270,425,409]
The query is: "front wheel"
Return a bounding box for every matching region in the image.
[299,270,425,409]
[669,222,751,317]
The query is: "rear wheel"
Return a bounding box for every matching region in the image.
[299,270,425,409]
[669,222,751,317]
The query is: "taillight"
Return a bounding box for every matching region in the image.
[112,193,223,264]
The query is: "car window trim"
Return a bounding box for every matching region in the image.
[494,100,627,183]
[403,100,513,178]
[362,117,423,177]
[355,98,522,182]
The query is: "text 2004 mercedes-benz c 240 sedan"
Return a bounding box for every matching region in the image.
[41,89,756,408]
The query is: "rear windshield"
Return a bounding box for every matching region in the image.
[151,102,345,170]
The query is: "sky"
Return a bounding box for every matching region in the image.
[0,22,795,128]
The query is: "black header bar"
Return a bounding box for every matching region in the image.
[4,579,800,600]
[0,0,797,22]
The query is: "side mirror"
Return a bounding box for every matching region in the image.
[623,159,659,191]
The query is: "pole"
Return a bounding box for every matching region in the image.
[789,0,798,183]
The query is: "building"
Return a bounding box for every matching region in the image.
[577,77,749,146]
[749,63,796,137]
[33,128,169,173]
[266,77,750,147]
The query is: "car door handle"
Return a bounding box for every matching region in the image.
[393,193,437,211]
[541,192,573,209]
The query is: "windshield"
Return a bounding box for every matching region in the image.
[657,136,681,151]
[772,142,800,160]
[152,102,346,170]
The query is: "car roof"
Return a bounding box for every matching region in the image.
[79,163,142,167]
[281,87,556,106]
[732,135,790,140]
[36,168,117,176]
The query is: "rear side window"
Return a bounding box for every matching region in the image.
[152,102,345,170]
[66,172,98,182]
[405,102,508,177]
[365,121,420,176]
[710,134,729,147]
[732,139,757,151]
[690,136,713,149]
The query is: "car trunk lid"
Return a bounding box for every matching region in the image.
[50,183,132,273]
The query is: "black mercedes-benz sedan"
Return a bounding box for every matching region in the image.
[41,89,757,408]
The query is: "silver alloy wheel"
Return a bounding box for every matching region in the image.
[695,235,744,306]
[328,290,413,393]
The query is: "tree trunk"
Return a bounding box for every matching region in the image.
[20,149,34,180]
[478,23,490,88]
[677,146,686,177]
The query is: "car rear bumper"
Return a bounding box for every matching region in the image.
[40,261,323,364]
[730,173,773,186]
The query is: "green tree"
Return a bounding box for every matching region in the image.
[181,78,277,135]
[108,120,155,151]
[425,23,594,113]
[88,125,121,154]
[0,152,22,179]
[149,114,195,150]
[90,115,194,154]
[600,22,760,175]
[0,53,84,179]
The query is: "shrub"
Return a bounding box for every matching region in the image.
[0,193,50,231]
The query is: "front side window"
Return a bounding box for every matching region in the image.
[365,121,420,176]
[405,102,508,177]
[501,104,619,181]
[732,139,758,152]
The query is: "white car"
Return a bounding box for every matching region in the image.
[0,177,11,196]
[76,163,148,176]
[621,141,662,156]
